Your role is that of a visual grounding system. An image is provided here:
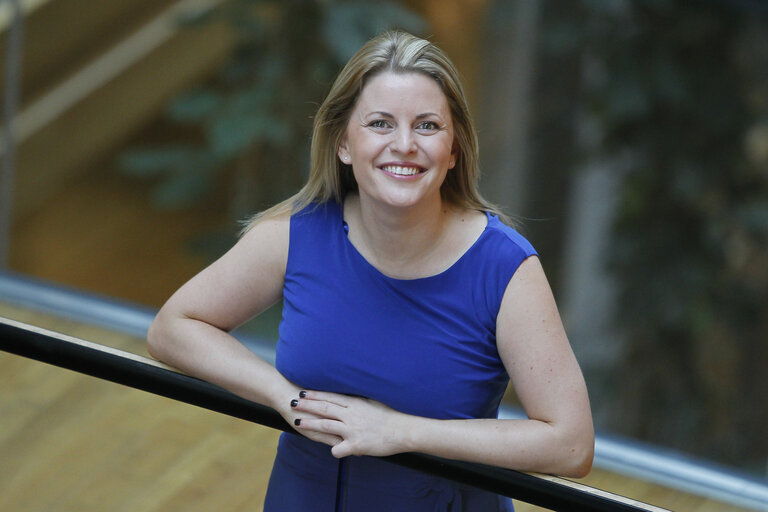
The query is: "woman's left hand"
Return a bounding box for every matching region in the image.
[289,390,409,458]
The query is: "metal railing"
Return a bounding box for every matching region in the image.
[2,271,768,510]
[0,315,668,512]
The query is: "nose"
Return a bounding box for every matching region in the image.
[390,127,416,155]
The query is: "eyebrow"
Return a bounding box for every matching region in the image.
[364,111,443,119]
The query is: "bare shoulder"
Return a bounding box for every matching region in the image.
[496,255,576,391]
[219,210,291,294]
[237,210,291,268]
[497,256,558,330]
[159,211,291,331]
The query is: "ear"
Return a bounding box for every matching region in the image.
[338,140,351,164]
[448,144,458,170]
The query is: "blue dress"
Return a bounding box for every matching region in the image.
[264,200,537,511]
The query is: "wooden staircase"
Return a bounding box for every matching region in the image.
[1,0,237,221]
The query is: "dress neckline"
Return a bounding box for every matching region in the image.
[337,202,493,283]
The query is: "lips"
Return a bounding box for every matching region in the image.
[380,164,425,176]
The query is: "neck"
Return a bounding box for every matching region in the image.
[347,193,451,274]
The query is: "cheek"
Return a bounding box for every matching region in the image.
[347,132,383,159]
[434,138,456,161]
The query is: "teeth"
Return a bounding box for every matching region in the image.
[382,165,421,176]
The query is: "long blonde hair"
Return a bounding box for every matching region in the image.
[242,30,506,233]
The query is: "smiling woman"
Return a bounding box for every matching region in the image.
[338,72,456,213]
[146,31,594,511]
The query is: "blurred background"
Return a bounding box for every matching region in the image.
[1,0,767,485]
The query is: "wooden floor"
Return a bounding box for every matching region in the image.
[0,302,752,512]
[0,302,280,512]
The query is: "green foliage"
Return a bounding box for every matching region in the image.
[542,2,768,472]
[118,0,426,212]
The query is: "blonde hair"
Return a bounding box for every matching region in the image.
[242,30,507,233]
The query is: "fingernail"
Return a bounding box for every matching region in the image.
[290,399,298,408]
[299,390,307,398]
[294,418,301,426]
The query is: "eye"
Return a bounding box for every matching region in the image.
[367,119,392,130]
[415,120,441,132]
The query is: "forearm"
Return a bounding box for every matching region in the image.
[397,414,594,478]
[146,311,295,410]
[292,391,594,478]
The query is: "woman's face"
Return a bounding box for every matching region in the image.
[338,71,457,211]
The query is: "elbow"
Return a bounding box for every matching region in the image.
[564,443,594,478]
[146,316,162,361]
[146,311,173,362]
[559,429,595,478]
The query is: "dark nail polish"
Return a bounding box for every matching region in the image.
[294,418,301,426]
[299,390,307,398]
[290,399,298,408]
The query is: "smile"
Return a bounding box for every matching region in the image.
[380,165,424,176]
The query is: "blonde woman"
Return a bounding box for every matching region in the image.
[148,31,594,511]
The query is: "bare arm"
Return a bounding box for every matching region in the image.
[146,214,340,445]
[292,256,594,477]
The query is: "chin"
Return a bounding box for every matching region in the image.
[373,191,437,210]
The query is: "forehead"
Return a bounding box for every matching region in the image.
[355,71,450,115]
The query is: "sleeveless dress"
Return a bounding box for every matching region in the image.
[264,200,537,512]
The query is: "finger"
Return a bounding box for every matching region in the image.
[331,441,355,459]
[292,398,347,419]
[299,430,344,447]
[294,417,346,437]
[290,415,343,445]
[298,390,351,407]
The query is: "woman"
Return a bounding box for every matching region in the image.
[147,31,594,511]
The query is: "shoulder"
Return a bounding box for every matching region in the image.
[235,210,291,272]
[241,208,291,240]
[243,200,341,247]
[472,214,538,283]
[282,200,345,269]
[483,214,537,259]
[290,199,342,227]
[157,210,291,331]
[287,200,342,248]
[449,211,538,317]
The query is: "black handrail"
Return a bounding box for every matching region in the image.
[0,316,668,512]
